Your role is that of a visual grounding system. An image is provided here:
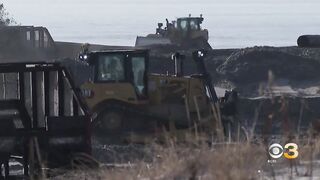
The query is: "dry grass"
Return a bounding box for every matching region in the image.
[51,137,320,180]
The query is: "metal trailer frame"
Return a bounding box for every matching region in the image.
[0,62,91,178]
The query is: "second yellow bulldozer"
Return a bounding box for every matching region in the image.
[135,15,212,50]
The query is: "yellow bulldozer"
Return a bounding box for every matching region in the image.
[74,49,239,144]
[135,15,212,50]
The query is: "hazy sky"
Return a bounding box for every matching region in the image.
[2,0,320,48]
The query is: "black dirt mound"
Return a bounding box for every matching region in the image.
[217,47,320,84]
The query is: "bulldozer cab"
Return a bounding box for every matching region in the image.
[176,17,203,32]
[80,50,149,109]
[174,16,208,42]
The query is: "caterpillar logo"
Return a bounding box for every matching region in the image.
[269,143,299,159]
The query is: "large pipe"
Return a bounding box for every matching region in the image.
[297,35,320,48]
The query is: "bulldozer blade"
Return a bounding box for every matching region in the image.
[135,36,172,47]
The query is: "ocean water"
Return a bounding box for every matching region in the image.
[3,0,320,48]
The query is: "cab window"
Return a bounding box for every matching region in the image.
[132,56,146,95]
[178,20,188,31]
[190,19,199,30]
[97,54,125,82]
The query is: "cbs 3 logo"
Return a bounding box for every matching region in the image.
[268,143,299,159]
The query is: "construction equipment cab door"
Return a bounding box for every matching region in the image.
[129,53,148,99]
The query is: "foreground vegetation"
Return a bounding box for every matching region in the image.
[50,136,320,180]
[53,79,320,179]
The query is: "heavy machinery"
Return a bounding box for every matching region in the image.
[74,49,237,143]
[135,15,212,50]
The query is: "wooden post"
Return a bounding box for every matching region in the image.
[31,71,38,128]
[58,70,65,116]
[36,72,45,127]
[49,71,58,116]
[44,71,50,117]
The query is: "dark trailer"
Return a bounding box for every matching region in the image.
[0,62,91,178]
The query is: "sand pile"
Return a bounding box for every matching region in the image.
[217,46,320,84]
